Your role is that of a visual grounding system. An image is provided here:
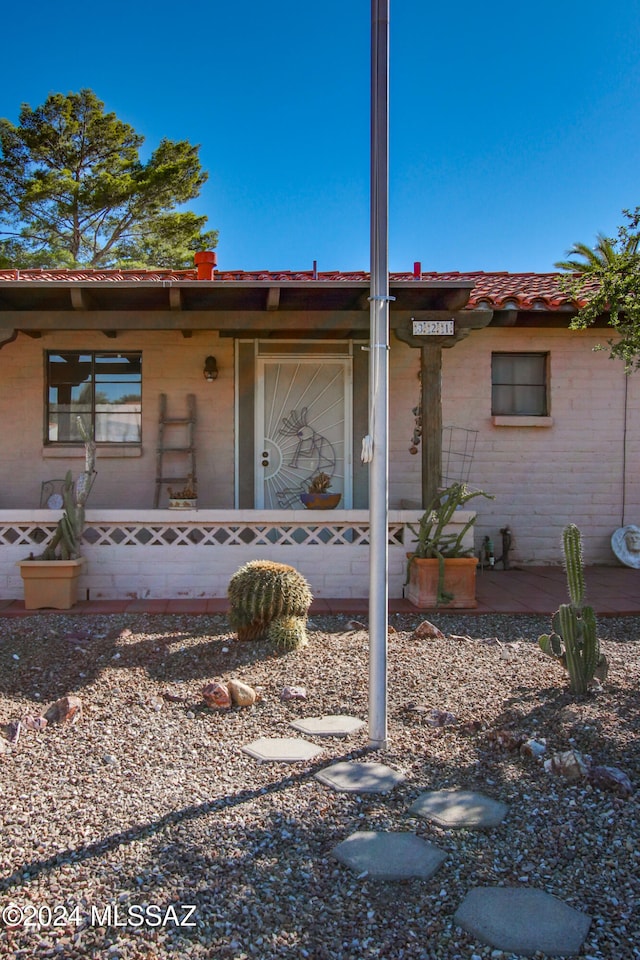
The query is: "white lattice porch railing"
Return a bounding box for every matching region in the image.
[0,509,475,601]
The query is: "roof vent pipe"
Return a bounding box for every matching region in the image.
[413,261,421,279]
[194,251,217,280]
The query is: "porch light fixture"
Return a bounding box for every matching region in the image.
[203,356,218,381]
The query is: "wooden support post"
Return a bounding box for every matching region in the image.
[421,344,442,509]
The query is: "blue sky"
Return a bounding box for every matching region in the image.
[3,1,640,273]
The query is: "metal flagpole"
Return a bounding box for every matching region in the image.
[368,0,390,749]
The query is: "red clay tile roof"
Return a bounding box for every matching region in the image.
[0,268,593,310]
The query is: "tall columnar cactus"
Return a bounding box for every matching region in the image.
[227,560,313,647]
[539,524,608,694]
[37,420,96,561]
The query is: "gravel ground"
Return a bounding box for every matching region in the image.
[0,611,638,960]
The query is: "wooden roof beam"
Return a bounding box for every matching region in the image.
[70,288,95,310]
[267,286,281,311]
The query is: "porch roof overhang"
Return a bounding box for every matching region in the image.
[0,277,476,338]
[0,268,594,340]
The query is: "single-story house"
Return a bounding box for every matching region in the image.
[0,256,637,600]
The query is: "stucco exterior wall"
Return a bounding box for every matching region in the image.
[0,331,235,510]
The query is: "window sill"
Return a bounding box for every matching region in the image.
[492,416,553,427]
[42,445,143,458]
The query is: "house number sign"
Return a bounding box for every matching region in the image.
[412,318,455,336]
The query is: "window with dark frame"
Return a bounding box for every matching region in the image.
[491,352,549,416]
[46,352,142,443]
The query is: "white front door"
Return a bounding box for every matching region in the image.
[255,357,352,509]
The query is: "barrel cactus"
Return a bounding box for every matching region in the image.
[538,524,608,694]
[227,560,312,648]
[267,616,309,651]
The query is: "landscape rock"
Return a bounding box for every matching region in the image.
[228,679,257,707]
[280,685,307,701]
[424,708,457,727]
[24,715,48,732]
[162,690,187,703]
[2,721,21,743]
[44,695,83,725]
[202,681,232,710]
[486,728,524,751]
[411,619,445,641]
[544,749,590,781]
[520,737,547,759]
[588,764,633,797]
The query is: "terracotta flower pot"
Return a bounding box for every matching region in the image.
[406,555,478,609]
[18,558,85,610]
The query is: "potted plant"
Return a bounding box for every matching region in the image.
[168,475,197,509]
[18,420,96,610]
[406,481,493,609]
[300,472,341,509]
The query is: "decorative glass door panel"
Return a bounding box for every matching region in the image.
[256,358,351,509]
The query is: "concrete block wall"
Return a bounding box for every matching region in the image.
[0,509,474,600]
[440,327,640,564]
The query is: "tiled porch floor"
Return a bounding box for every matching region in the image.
[0,566,637,618]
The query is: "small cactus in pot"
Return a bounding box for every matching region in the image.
[300,472,341,509]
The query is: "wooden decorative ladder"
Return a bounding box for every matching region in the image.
[154,393,197,507]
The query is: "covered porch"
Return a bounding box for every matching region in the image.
[0,562,637,616]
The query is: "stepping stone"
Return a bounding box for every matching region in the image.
[454,886,591,957]
[408,789,508,828]
[332,830,446,881]
[290,715,365,738]
[241,737,323,762]
[315,760,404,793]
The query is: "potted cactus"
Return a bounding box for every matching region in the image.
[18,421,96,610]
[406,481,493,609]
[300,472,341,509]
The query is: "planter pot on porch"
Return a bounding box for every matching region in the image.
[405,555,478,609]
[168,498,197,510]
[18,558,85,610]
[300,493,342,509]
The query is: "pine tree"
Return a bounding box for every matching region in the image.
[0,89,217,269]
